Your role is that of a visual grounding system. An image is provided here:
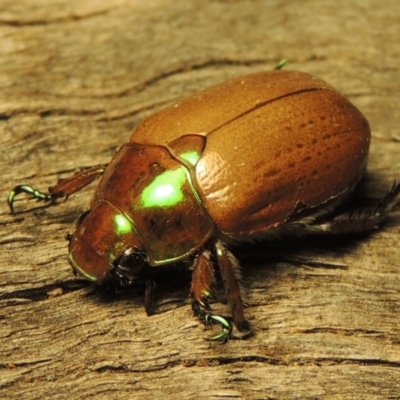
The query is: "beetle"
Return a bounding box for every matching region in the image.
[8,70,400,341]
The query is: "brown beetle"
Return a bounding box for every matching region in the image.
[8,70,400,341]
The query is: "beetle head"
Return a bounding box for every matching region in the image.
[68,200,145,282]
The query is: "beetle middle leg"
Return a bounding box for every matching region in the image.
[191,249,233,341]
[191,242,250,341]
[8,164,107,213]
[215,240,250,333]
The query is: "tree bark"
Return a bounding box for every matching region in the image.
[1,1,399,398]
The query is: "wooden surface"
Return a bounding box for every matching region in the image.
[1,1,399,399]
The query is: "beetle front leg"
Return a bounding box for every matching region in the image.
[8,164,107,213]
[7,185,52,213]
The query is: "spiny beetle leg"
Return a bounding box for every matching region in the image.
[47,164,107,199]
[190,249,233,341]
[308,181,400,235]
[190,250,216,310]
[8,164,107,214]
[215,240,250,332]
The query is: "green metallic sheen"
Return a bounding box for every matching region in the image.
[135,162,213,264]
[7,185,51,214]
[140,167,187,209]
[181,150,201,167]
[206,314,231,330]
[204,314,233,342]
[68,253,97,281]
[91,142,215,266]
[114,213,134,235]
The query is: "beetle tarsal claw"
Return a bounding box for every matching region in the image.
[204,314,233,342]
[7,185,52,213]
[192,301,233,342]
[198,299,211,311]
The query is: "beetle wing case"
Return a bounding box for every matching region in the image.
[131,71,371,236]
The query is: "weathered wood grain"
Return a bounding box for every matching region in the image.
[1,1,399,399]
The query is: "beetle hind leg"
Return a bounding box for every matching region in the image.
[308,181,400,235]
[373,181,400,221]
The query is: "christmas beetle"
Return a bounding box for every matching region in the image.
[8,70,400,341]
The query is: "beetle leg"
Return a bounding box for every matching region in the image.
[308,181,400,234]
[203,312,233,343]
[215,240,250,332]
[191,301,232,343]
[190,250,232,342]
[144,280,157,316]
[48,164,107,199]
[373,181,400,220]
[191,250,215,310]
[7,185,52,214]
[8,164,107,214]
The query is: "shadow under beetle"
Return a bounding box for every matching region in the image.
[8,70,400,341]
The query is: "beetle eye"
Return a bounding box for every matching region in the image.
[115,247,148,282]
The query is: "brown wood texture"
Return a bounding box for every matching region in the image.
[1,1,399,399]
